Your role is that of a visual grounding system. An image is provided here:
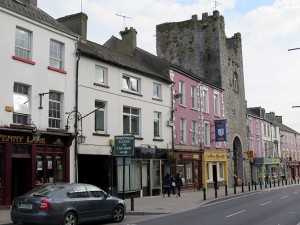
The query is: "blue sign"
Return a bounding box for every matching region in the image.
[214,120,227,142]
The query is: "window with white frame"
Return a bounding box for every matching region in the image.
[203,88,209,113]
[179,81,186,105]
[95,65,107,85]
[154,111,161,138]
[248,118,252,134]
[191,86,197,109]
[95,101,106,132]
[191,120,197,145]
[123,106,140,135]
[204,121,210,147]
[263,124,266,136]
[214,91,220,116]
[49,40,64,70]
[267,125,270,137]
[257,139,260,157]
[180,118,186,143]
[13,83,30,124]
[15,27,31,60]
[153,83,162,99]
[122,75,140,93]
[256,121,260,134]
[48,92,61,128]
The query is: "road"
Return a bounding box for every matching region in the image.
[133,185,300,225]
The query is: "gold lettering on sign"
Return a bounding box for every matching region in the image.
[0,135,46,144]
[203,152,227,162]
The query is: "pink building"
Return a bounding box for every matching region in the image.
[170,67,227,190]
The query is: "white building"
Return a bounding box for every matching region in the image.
[58,13,173,197]
[0,0,78,207]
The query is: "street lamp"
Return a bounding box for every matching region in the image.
[26,123,41,143]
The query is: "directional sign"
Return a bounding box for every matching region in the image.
[114,136,135,156]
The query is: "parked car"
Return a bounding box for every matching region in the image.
[11,183,126,225]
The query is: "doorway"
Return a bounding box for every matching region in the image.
[212,164,218,188]
[142,164,149,196]
[11,158,31,201]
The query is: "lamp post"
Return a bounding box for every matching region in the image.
[26,123,41,143]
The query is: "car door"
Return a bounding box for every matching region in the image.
[66,185,94,221]
[86,185,114,219]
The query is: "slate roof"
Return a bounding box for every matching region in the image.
[78,39,173,83]
[0,0,77,37]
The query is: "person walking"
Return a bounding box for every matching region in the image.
[175,173,183,197]
[170,174,176,195]
[162,173,171,197]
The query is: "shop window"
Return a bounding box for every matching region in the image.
[55,156,63,182]
[177,164,185,184]
[117,160,141,192]
[46,156,54,182]
[219,163,224,179]
[206,163,210,181]
[186,162,193,183]
[152,160,160,188]
[36,155,44,184]
[12,145,30,154]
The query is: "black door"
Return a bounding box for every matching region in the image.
[213,164,218,188]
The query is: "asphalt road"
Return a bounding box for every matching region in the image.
[134,185,300,225]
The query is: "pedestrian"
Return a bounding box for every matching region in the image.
[170,174,176,195]
[162,173,171,197]
[175,173,183,197]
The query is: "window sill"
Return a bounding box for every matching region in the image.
[179,104,187,108]
[191,107,199,112]
[152,97,163,102]
[134,136,144,140]
[121,89,143,97]
[153,138,164,142]
[12,56,35,65]
[48,66,67,74]
[94,82,110,89]
[93,133,110,137]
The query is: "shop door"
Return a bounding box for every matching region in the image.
[142,164,149,196]
[213,164,218,188]
[11,158,31,201]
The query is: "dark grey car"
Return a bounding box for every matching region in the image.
[10,183,126,225]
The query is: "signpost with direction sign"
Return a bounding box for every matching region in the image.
[114,135,135,199]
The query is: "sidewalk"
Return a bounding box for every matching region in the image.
[0,185,259,225]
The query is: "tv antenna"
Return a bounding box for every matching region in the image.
[213,1,222,10]
[116,14,132,29]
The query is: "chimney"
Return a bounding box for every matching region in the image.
[24,0,37,6]
[275,116,282,124]
[119,27,137,55]
[57,13,88,41]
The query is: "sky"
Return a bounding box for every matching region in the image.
[38,0,300,133]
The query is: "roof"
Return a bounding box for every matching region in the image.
[0,0,78,37]
[78,39,173,83]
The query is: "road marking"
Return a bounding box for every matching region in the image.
[260,201,272,206]
[226,210,246,218]
[281,195,288,199]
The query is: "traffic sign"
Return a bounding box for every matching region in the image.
[114,136,135,156]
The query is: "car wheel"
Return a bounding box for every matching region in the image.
[62,211,77,225]
[112,205,124,223]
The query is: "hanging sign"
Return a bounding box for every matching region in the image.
[214,120,227,142]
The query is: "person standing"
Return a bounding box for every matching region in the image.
[162,173,171,197]
[170,174,176,195]
[175,173,183,197]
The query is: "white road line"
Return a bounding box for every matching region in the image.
[226,210,246,218]
[281,195,288,199]
[260,201,272,206]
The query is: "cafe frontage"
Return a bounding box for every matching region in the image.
[0,125,73,208]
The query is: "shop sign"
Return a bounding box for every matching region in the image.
[247,151,254,159]
[203,152,227,162]
[271,158,280,164]
[214,120,227,142]
[0,134,65,145]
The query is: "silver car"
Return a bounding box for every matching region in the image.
[11,183,126,225]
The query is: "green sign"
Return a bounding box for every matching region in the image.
[114,136,135,156]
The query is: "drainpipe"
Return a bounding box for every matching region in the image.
[74,42,81,183]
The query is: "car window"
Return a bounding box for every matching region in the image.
[86,185,106,198]
[67,186,89,198]
[26,185,64,197]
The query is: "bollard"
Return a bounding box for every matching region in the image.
[215,186,218,198]
[278,179,280,187]
[248,182,251,192]
[131,195,134,211]
[269,181,271,188]
[282,179,284,186]
[265,181,267,189]
[251,181,254,190]
[298,178,299,184]
[260,181,262,190]
[274,180,275,188]
[255,182,257,190]
[225,184,228,196]
[234,184,236,194]
[203,188,206,200]
[285,179,287,185]
[242,183,244,193]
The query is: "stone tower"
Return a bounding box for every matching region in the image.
[156,11,249,186]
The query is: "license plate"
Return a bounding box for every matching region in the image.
[19,203,33,209]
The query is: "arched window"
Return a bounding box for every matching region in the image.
[233,72,239,93]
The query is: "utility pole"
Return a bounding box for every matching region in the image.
[116,14,132,30]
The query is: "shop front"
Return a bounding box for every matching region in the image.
[202,151,228,189]
[286,160,299,180]
[0,126,73,208]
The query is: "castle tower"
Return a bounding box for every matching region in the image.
[156,11,249,186]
